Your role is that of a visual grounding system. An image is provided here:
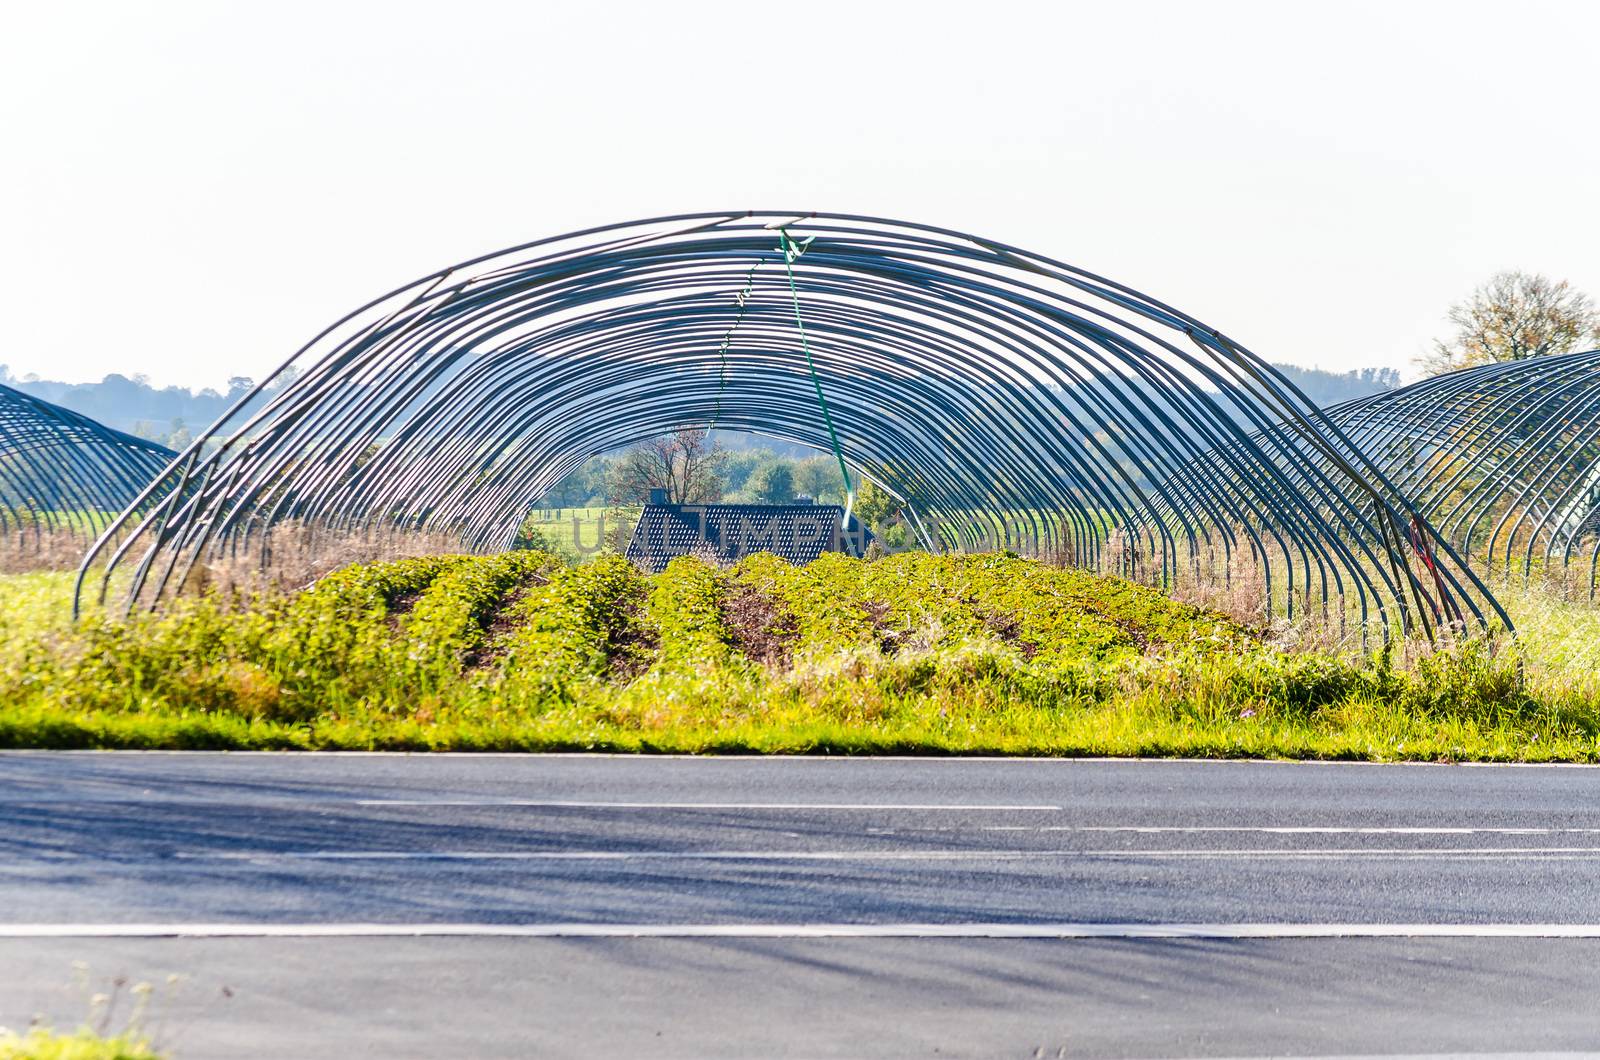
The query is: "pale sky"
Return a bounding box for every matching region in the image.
[3,0,1596,391]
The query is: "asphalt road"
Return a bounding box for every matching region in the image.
[3,752,1600,1057]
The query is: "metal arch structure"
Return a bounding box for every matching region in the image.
[1135,350,1600,603]
[1327,351,1600,585]
[0,383,176,538]
[77,211,1501,636]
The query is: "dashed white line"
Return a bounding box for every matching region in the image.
[353,801,1064,810]
[1048,826,1600,835]
[170,847,1600,862]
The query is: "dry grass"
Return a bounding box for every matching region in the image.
[170,522,469,603]
[1102,527,1502,659]
[0,528,95,574]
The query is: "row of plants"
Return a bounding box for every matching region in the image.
[0,550,1593,759]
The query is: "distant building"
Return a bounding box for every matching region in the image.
[625,488,870,572]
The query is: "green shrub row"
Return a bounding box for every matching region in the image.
[496,553,651,700]
[644,556,734,672]
[731,552,879,654]
[402,550,558,673]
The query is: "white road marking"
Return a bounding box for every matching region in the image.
[868,825,1600,836]
[343,808,1600,838]
[170,846,1600,862]
[4,922,1600,939]
[1196,1055,1600,1060]
[1047,826,1600,835]
[353,801,1063,810]
[11,801,1600,841]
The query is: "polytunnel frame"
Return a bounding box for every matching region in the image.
[1136,351,1600,617]
[74,211,1505,639]
[1325,351,1600,587]
[0,383,176,539]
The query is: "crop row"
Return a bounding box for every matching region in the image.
[1,551,1251,720]
[7,550,1565,750]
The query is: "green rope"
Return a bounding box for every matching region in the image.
[777,228,856,520]
[705,260,761,436]
[703,228,857,525]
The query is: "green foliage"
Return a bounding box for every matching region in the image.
[536,445,850,509]
[852,478,900,528]
[728,551,1249,666]
[252,554,467,716]
[0,1026,161,1059]
[535,457,613,508]
[496,553,651,700]
[0,551,1596,761]
[732,552,879,654]
[0,570,82,641]
[741,460,796,504]
[0,967,169,1060]
[720,450,764,495]
[516,506,635,558]
[944,553,1251,666]
[644,556,733,671]
[791,454,846,504]
[402,550,557,673]
[508,519,566,556]
[11,555,467,724]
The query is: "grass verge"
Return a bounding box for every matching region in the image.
[0,552,1595,761]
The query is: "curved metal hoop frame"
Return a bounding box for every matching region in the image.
[1331,350,1600,587]
[77,211,1502,636]
[0,383,175,538]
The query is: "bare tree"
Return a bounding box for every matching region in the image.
[606,429,726,504]
[1418,270,1600,376]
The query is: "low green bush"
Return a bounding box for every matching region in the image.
[402,550,557,673]
[496,553,651,702]
[0,1026,161,1059]
[732,552,879,654]
[645,556,733,672]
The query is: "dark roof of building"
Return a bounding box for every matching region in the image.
[624,503,868,574]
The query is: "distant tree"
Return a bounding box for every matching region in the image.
[743,460,796,504]
[539,456,611,508]
[792,454,845,503]
[853,478,900,528]
[1271,363,1399,407]
[606,429,726,504]
[1418,270,1600,376]
[720,450,765,495]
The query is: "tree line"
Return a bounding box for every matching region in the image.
[536,430,853,509]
